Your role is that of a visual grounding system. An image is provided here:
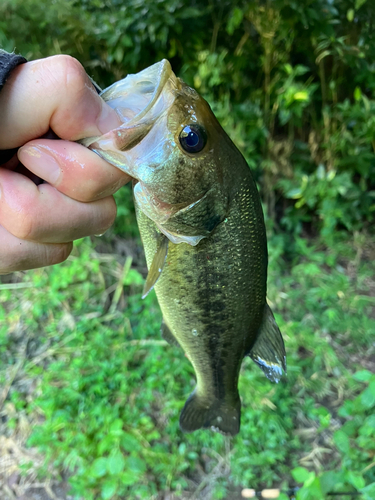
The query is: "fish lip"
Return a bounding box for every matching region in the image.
[128,59,173,126]
[82,60,179,160]
[101,59,175,128]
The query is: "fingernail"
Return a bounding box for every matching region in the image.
[97,102,121,134]
[18,146,61,184]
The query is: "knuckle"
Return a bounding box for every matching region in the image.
[99,197,117,231]
[42,55,97,140]
[76,186,98,203]
[12,215,34,241]
[48,243,73,266]
[54,55,86,94]
[40,55,86,100]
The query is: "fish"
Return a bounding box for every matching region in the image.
[81,60,286,436]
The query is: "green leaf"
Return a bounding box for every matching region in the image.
[91,457,108,478]
[124,269,144,285]
[293,91,309,101]
[120,34,133,47]
[353,370,372,382]
[296,477,322,500]
[110,419,124,434]
[354,87,362,101]
[355,0,368,9]
[292,467,311,483]
[320,471,342,494]
[127,456,146,474]
[302,263,321,276]
[361,386,375,409]
[121,472,139,486]
[334,430,350,453]
[226,7,243,35]
[286,188,303,199]
[114,46,124,64]
[346,471,365,490]
[365,415,375,428]
[316,164,325,180]
[361,482,375,500]
[107,450,125,475]
[121,432,141,452]
[347,9,355,22]
[101,480,118,500]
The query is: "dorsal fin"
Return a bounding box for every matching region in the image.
[142,234,168,299]
[249,303,286,383]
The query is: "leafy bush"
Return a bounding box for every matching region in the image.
[1,234,375,498]
[1,0,375,235]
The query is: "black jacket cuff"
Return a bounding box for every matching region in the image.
[0,49,27,92]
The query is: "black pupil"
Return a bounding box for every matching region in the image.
[185,129,199,147]
[179,124,207,153]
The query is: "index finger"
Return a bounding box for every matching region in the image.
[0,55,121,149]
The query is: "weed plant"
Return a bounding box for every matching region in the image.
[1,231,374,499]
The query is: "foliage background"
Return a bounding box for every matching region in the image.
[0,0,375,499]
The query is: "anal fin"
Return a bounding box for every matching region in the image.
[249,303,286,383]
[142,234,168,299]
[161,320,181,348]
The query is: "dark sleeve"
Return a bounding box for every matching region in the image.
[0,50,27,165]
[0,50,27,92]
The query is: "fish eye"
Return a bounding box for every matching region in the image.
[179,124,207,154]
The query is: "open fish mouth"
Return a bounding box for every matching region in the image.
[101,59,176,126]
[81,60,180,167]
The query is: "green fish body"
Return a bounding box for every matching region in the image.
[81,60,286,435]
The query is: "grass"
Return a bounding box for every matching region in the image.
[0,227,374,500]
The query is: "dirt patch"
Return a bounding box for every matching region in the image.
[0,435,74,500]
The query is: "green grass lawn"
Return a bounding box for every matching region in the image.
[1,230,374,500]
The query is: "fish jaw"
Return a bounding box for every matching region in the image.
[80,59,180,179]
[101,60,175,126]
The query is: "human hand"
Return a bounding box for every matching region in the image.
[0,55,131,274]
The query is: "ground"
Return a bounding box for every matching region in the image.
[1,232,374,500]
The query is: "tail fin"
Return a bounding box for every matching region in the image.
[179,392,240,436]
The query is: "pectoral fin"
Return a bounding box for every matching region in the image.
[142,234,169,299]
[249,304,286,383]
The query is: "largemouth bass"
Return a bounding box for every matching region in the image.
[81,60,286,436]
